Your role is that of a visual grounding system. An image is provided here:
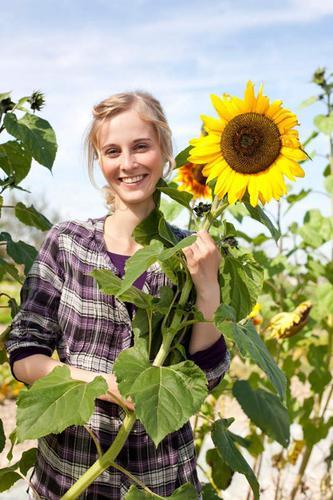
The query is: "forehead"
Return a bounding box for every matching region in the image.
[97,108,157,147]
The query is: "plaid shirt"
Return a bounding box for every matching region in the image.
[5,214,230,499]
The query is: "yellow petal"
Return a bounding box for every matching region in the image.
[281,133,301,148]
[254,84,270,114]
[265,100,283,118]
[200,114,225,133]
[244,81,256,111]
[277,116,299,135]
[281,146,307,162]
[211,94,237,121]
[248,176,259,206]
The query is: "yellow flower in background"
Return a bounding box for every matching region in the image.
[266,301,312,340]
[188,81,307,207]
[175,162,211,199]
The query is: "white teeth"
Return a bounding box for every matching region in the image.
[121,175,146,184]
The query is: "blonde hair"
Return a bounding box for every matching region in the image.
[84,90,175,210]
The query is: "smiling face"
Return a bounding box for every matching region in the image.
[97,108,164,212]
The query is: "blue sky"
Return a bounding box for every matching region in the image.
[1,0,332,230]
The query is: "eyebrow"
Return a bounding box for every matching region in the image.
[101,138,152,151]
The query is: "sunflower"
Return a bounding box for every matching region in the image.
[266,301,312,340]
[188,81,307,206]
[175,162,211,199]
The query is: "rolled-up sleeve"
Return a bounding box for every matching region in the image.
[187,335,231,391]
[5,223,64,374]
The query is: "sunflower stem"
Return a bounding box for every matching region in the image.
[201,196,222,231]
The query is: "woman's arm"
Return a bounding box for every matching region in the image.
[13,354,134,411]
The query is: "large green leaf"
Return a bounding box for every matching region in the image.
[0,256,22,282]
[206,448,233,489]
[0,448,37,492]
[125,482,198,499]
[0,232,37,274]
[215,319,286,400]
[219,250,264,321]
[243,200,280,241]
[133,208,163,245]
[15,202,52,231]
[129,361,207,446]
[160,198,184,222]
[232,380,290,447]
[90,269,154,309]
[16,365,107,442]
[0,140,32,184]
[324,175,333,195]
[157,186,193,209]
[201,483,221,499]
[119,240,165,294]
[299,209,333,248]
[113,339,151,397]
[175,146,192,168]
[4,112,57,168]
[212,419,259,500]
[314,113,333,135]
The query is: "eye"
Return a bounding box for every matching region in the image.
[105,148,119,157]
[135,143,148,151]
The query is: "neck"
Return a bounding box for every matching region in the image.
[105,199,155,246]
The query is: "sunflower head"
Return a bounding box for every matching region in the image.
[175,162,212,200]
[188,81,307,207]
[266,301,312,340]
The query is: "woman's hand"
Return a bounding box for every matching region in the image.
[182,230,221,297]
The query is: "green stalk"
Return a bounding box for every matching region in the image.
[153,275,193,366]
[61,412,137,499]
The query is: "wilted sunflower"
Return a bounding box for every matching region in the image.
[266,301,312,340]
[188,81,307,206]
[175,162,211,199]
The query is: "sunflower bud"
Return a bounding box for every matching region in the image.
[0,97,15,113]
[266,301,312,340]
[312,67,326,87]
[28,90,45,111]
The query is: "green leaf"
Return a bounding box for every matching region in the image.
[298,95,319,109]
[16,365,107,442]
[243,201,280,241]
[285,189,311,214]
[158,217,179,245]
[4,112,57,168]
[0,91,12,101]
[113,339,151,397]
[90,269,154,309]
[0,468,21,493]
[212,419,260,500]
[216,320,286,400]
[125,482,198,499]
[0,256,22,282]
[219,251,264,321]
[175,146,192,168]
[158,235,196,261]
[160,198,184,222]
[0,232,37,274]
[6,429,17,462]
[15,202,52,231]
[129,361,207,446]
[19,448,37,475]
[133,208,162,245]
[157,186,193,209]
[0,419,5,453]
[214,304,236,323]
[299,210,333,248]
[0,141,32,184]
[324,175,333,195]
[314,113,333,135]
[232,380,290,447]
[312,283,333,320]
[206,448,233,489]
[119,240,165,294]
[201,483,221,499]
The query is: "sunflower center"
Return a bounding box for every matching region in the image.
[193,165,207,186]
[220,112,281,174]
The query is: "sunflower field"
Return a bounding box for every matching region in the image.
[0,69,332,499]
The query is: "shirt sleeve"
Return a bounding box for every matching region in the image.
[187,335,231,391]
[5,223,64,379]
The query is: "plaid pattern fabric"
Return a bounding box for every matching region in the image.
[6,214,230,499]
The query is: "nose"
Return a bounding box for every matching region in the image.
[120,151,137,170]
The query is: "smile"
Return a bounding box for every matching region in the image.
[119,174,148,184]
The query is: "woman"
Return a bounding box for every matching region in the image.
[6,91,230,499]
